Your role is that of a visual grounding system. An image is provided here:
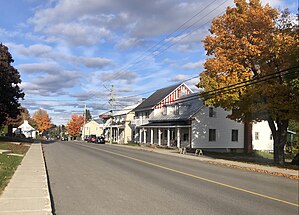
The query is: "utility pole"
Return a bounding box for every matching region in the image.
[109,84,115,144]
[83,104,86,140]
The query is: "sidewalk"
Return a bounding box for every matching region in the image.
[0,143,52,215]
[115,144,299,179]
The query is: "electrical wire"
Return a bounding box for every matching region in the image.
[115,0,227,73]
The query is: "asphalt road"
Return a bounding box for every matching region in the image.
[43,141,299,215]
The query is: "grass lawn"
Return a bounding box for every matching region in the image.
[0,142,30,194]
[203,150,298,169]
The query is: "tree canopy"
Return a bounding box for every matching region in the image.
[0,44,25,127]
[84,109,92,123]
[66,114,84,138]
[32,109,52,133]
[198,0,299,164]
[6,106,30,127]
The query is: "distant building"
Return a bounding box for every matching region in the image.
[107,104,139,144]
[81,119,105,140]
[13,120,37,139]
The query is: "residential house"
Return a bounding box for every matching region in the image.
[81,119,105,140]
[252,121,296,152]
[132,83,193,144]
[105,104,139,144]
[136,91,244,151]
[13,120,37,139]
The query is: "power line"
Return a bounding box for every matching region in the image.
[126,67,299,110]
[116,75,199,100]
[116,1,229,73]
[200,66,299,97]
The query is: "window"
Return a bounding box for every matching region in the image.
[162,106,167,115]
[270,134,273,140]
[183,133,189,141]
[209,107,216,117]
[145,112,149,118]
[232,129,238,142]
[209,129,216,141]
[174,105,179,115]
[255,132,259,140]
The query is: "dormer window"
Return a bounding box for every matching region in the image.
[209,107,216,117]
[145,112,149,118]
[162,106,167,115]
[174,104,179,115]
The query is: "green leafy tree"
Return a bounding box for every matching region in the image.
[0,43,25,127]
[84,109,92,122]
[198,0,299,164]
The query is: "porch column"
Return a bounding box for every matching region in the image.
[117,128,120,142]
[143,129,147,144]
[189,127,192,148]
[150,129,154,144]
[177,128,181,148]
[167,128,171,147]
[158,128,161,146]
[139,129,142,143]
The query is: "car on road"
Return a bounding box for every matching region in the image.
[88,135,97,143]
[96,136,105,144]
[84,135,90,141]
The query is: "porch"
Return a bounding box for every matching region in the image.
[135,122,191,148]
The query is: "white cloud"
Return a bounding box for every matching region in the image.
[6,43,53,58]
[182,60,204,70]
[97,70,138,84]
[169,74,189,82]
[17,63,60,74]
[77,57,112,68]
[116,37,142,50]
[7,42,113,69]
[21,70,83,96]
[43,23,111,46]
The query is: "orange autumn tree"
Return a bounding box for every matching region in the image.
[198,0,299,164]
[32,109,52,134]
[66,114,84,138]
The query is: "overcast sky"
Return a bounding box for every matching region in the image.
[0,0,296,125]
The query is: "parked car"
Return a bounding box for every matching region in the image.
[88,135,97,143]
[96,136,105,144]
[84,135,90,141]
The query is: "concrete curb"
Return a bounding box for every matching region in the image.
[0,143,53,215]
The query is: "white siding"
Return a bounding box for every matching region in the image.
[82,121,104,139]
[191,107,244,149]
[17,120,37,139]
[252,121,273,151]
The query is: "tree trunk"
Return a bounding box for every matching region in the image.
[267,118,288,165]
[7,124,13,137]
[244,122,253,153]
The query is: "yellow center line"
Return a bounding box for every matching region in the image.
[77,143,299,207]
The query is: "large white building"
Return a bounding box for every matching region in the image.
[131,83,245,151]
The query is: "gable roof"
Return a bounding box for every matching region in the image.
[18,120,36,131]
[113,103,140,116]
[133,83,182,112]
[84,119,104,127]
[149,93,204,122]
